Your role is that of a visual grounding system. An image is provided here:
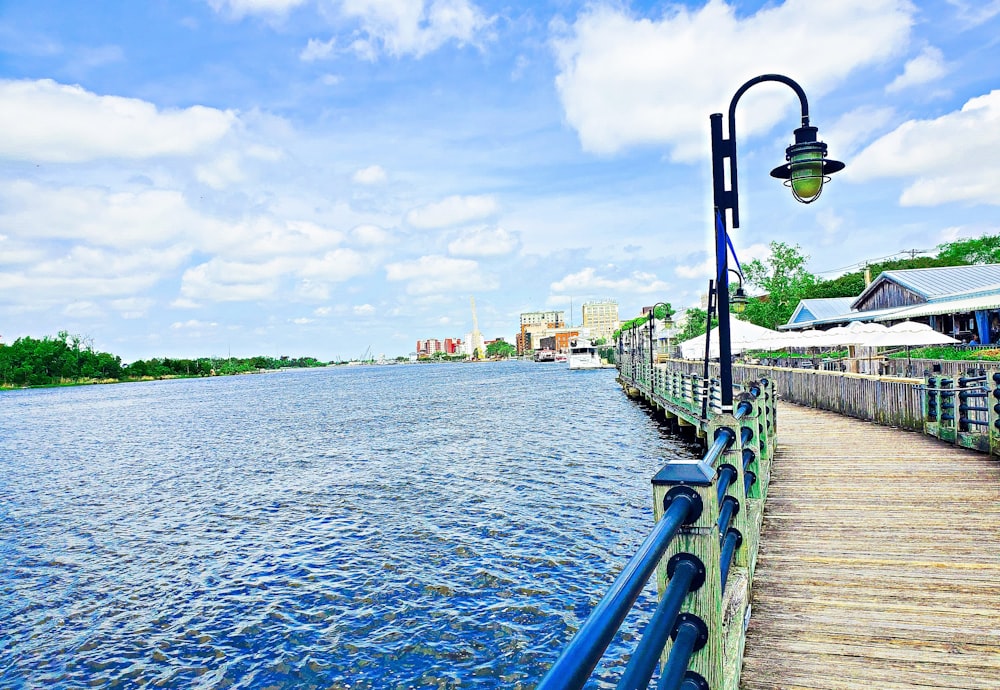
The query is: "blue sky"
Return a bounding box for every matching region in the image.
[1,0,999,361]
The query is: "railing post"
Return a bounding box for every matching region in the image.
[991,371,1000,456]
[652,466,724,689]
[707,413,747,569]
[939,377,956,443]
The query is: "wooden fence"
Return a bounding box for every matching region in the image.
[662,359,925,431]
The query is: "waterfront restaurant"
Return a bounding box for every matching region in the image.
[781,264,1000,344]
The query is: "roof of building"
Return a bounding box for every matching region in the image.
[786,297,857,325]
[779,304,902,330]
[784,264,1000,330]
[875,292,1000,321]
[852,264,1000,309]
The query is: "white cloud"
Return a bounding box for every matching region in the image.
[301,37,336,61]
[0,181,226,249]
[353,303,376,315]
[447,226,518,257]
[848,90,1000,206]
[675,259,713,280]
[945,0,1000,26]
[195,152,246,189]
[179,258,290,302]
[300,248,375,281]
[171,319,218,329]
[111,297,155,319]
[886,46,949,93]
[0,243,170,305]
[406,194,498,228]
[550,267,670,294]
[220,219,346,260]
[351,223,392,245]
[352,164,387,184]
[825,105,897,159]
[63,301,105,318]
[1,245,187,308]
[386,254,494,294]
[74,45,125,71]
[551,0,914,159]
[207,0,306,18]
[339,0,492,59]
[291,317,315,324]
[0,181,348,258]
[0,79,234,162]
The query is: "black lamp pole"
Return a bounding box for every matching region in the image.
[710,74,844,411]
[648,302,672,379]
[701,279,716,420]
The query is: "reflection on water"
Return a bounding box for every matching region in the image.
[0,362,697,688]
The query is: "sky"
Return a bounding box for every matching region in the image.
[1,0,999,361]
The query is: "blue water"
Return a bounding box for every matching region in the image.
[0,361,698,689]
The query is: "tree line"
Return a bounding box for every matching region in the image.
[0,331,327,388]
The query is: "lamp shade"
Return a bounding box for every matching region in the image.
[731,286,749,314]
[770,125,845,203]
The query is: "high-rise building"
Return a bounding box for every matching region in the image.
[581,300,619,343]
[517,310,565,354]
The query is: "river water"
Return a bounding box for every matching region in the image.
[0,361,698,689]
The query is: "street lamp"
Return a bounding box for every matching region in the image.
[648,302,673,378]
[729,270,748,316]
[711,74,844,411]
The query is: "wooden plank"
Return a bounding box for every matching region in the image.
[740,403,1000,690]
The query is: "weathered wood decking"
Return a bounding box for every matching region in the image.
[741,403,1000,690]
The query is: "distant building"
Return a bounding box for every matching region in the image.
[416,338,463,356]
[538,330,580,352]
[581,300,619,343]
[517,310,565,354]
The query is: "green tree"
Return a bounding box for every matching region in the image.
[676,307,717,343]
[486,340,516,358]
[935,233,1000,265]
[742,241,817,330]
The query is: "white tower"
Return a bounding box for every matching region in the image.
[470,296,486,359]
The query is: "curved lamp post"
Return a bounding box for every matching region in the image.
[648,302,674,378]
[711,74,844,411]
[729,269,748,316]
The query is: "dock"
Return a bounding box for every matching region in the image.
[741,402,1000,690]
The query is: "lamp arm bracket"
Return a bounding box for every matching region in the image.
[715,74,811,229]
[727,74,810,137]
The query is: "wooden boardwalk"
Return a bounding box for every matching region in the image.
[740,403,1000,690]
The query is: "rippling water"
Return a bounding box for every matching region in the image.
[1,361,698,689]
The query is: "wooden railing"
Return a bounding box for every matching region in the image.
[661,359,924,431]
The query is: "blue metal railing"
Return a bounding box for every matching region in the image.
[536,490,700,689]
[539,374,769,689]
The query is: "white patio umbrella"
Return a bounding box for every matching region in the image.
[678,320,781,359]
[743,329,799,351]
[839,320,890,345]
[867,321,960,347]
[866,321,961,374]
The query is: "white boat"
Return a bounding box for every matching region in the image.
[568,338,603,370]
[534,348,556,362]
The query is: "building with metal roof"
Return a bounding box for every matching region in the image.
[785,298,857,328]
[782,264,1000,344]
